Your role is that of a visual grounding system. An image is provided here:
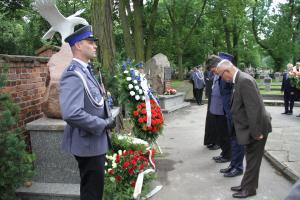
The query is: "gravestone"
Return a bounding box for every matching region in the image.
[274,72,281,81]
[144,53,171,94]
[264,76,272,91]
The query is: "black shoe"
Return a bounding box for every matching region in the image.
[287,112,292,115]
[215,157,230,163]
[289,110,293,114]
[224,168,243,177]
[281,111,288,114]
[220,166,232,173]
[207,144,214,148]
[209,145,220,150]
[231,185,242,192]
[213,155,223,160]
[232,190,256,198]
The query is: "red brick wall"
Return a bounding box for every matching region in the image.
[0,55,49,130]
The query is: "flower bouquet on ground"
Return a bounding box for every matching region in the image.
[164,88,177,95]
[104,148,156,200]
[118,60,164,143]
[289,71,300,89]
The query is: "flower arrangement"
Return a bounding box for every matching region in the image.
[289,71,300,89]
[105,148,156,199]
[119,60,164,143]
[164,88,177,95]
[132,100,164,142]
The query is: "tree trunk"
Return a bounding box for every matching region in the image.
[177,51,184,80]
[232,22,239,65]
[133,0,144,62]
[145,0,159,61]
[119,0,135,59]
[222,15,232,54]
[91,0,116,74]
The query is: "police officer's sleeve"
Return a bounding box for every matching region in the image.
[59,72,107,135]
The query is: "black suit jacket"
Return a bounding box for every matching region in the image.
[281,72,295,93]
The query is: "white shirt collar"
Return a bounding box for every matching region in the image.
[73,58,89,69]
[233,69,238,84]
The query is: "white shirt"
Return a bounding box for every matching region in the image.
[232,69,238,84]
[73,58,88,69]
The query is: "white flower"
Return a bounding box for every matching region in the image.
[112,163,117,168]
[118,150,122,155]
[126,77,132,81]
[133,80,138,84]
[134,85,140,90]
[109,177,115,182]
[142,96,145,100]
[139,89,143,94]
[105,162,108,166]
[130,91,135,96]
[128,84,133,89]
[135,95,140,100]
[123,70,129,74]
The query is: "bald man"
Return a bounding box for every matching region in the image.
[216,60,272,198]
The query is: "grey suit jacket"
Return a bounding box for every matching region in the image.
[231,71,272,145]
[59,60,109,157]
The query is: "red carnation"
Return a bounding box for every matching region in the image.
[139,164,145,171]
[147,126,153,131]
[138,117,144,123]
[131,159,137,165]
[123,161,130,169]
[130,180,136,188]
[115,175,122,182]
[141,109,147,114]
[133,111,139,116]
[136,105,142,109]
[141,103,146,107]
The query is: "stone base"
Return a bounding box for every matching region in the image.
[158,92,190,113]
[17,107,121,199]
[16,182,79,200]
[161,102,190,113]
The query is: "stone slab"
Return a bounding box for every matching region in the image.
[16,182,79,200]
[159,92,185,109]
[161,102,190,113]
[28,107,121,184]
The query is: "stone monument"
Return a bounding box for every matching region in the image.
[144,53,170,94]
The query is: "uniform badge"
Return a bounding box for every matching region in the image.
[67,64,77,71]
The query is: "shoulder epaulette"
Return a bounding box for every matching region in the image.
[67,64,77,71]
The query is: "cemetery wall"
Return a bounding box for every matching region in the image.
[0,54,49,130]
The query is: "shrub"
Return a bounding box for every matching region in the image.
[0,65,35,200]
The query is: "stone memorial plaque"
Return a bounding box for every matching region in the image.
[164,67,172,80]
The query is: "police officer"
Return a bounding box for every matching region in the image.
[59,25,115,200]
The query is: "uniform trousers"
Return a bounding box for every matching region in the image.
[75,154,106,200]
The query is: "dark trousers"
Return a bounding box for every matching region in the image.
[241,135,268,191]
[75,154,106,200]
[217,115,231,159]
[284,91,295,112]
[194,88,204,104]
[229,136,244,171]
[220,132,231,160]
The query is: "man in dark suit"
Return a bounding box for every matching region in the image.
[216,60,272,198]
[217,53,244,178]
[60,25,116,200]
[281,63,295,115]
